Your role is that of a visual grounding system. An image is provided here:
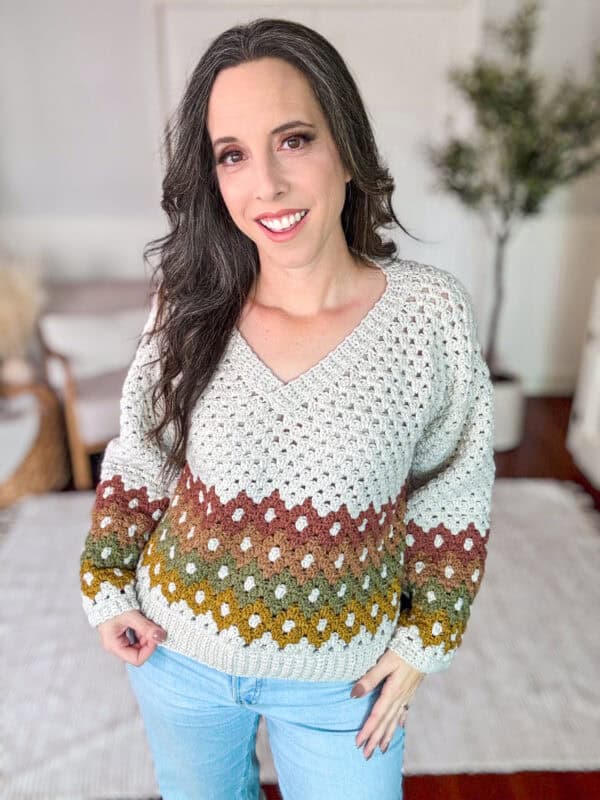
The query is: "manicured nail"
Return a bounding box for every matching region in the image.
[350,684,365,698]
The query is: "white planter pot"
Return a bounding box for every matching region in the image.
[492,374,526,451]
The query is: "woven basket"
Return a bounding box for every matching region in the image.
[0,382,71,508]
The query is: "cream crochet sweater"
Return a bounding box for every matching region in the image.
[79,257,496,679]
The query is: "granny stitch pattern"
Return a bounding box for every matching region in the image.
[79,257,496,679]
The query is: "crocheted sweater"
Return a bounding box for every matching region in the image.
[79,257,496,680]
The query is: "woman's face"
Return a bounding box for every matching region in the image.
[206,57,351,270]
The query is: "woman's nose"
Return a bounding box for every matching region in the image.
[254,152,288,201]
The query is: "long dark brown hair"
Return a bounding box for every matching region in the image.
[143,17,423,487]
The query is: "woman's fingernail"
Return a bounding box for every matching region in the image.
[350,684,365,698]
[153,630,167,641]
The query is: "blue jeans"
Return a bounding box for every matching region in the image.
[125,644,405,800]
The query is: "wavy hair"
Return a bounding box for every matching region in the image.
[143,17,422,487]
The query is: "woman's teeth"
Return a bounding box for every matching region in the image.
[259,210,308,231]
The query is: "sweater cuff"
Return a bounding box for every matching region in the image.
[81,581,142,628]
[386,624,455,673]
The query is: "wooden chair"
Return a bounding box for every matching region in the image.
[36,279,152,490]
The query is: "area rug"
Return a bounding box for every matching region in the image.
[1,478,599,798]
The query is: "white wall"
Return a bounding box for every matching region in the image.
[0,0,599,393]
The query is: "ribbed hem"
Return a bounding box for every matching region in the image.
[136,567,400,682]
[139,601,397,682]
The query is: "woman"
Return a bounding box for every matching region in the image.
[79,17,495,800]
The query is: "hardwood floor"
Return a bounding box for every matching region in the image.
[403,770,600,800]
[262,771,600,800]
[494,396,600,511]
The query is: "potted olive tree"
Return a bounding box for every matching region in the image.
[423,0,600,450]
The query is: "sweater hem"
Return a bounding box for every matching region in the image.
[138,597,398,682]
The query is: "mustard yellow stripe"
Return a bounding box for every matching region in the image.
[143,544,404,648]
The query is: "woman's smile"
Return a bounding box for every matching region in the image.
[256,208,310,241]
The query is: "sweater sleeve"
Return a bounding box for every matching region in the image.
[387,274,496,673]
[79,299,173,628]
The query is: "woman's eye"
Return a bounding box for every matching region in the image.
[217,133,313,166]
[281,132,314,151]
[283,134,308,150]
[218,150,242,165]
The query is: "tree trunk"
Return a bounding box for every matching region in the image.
[485,229,510,376]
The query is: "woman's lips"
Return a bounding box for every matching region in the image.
[256,210,310,242]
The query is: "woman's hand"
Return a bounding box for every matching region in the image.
[351,648,425,759]
[97,610,168,666]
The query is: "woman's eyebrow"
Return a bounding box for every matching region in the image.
[212,120,316,149]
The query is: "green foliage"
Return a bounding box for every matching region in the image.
[425,0,600,236]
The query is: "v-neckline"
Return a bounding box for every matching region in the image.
[227,257,402,409]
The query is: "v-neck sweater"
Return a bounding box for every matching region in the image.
[79,256,496,679]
